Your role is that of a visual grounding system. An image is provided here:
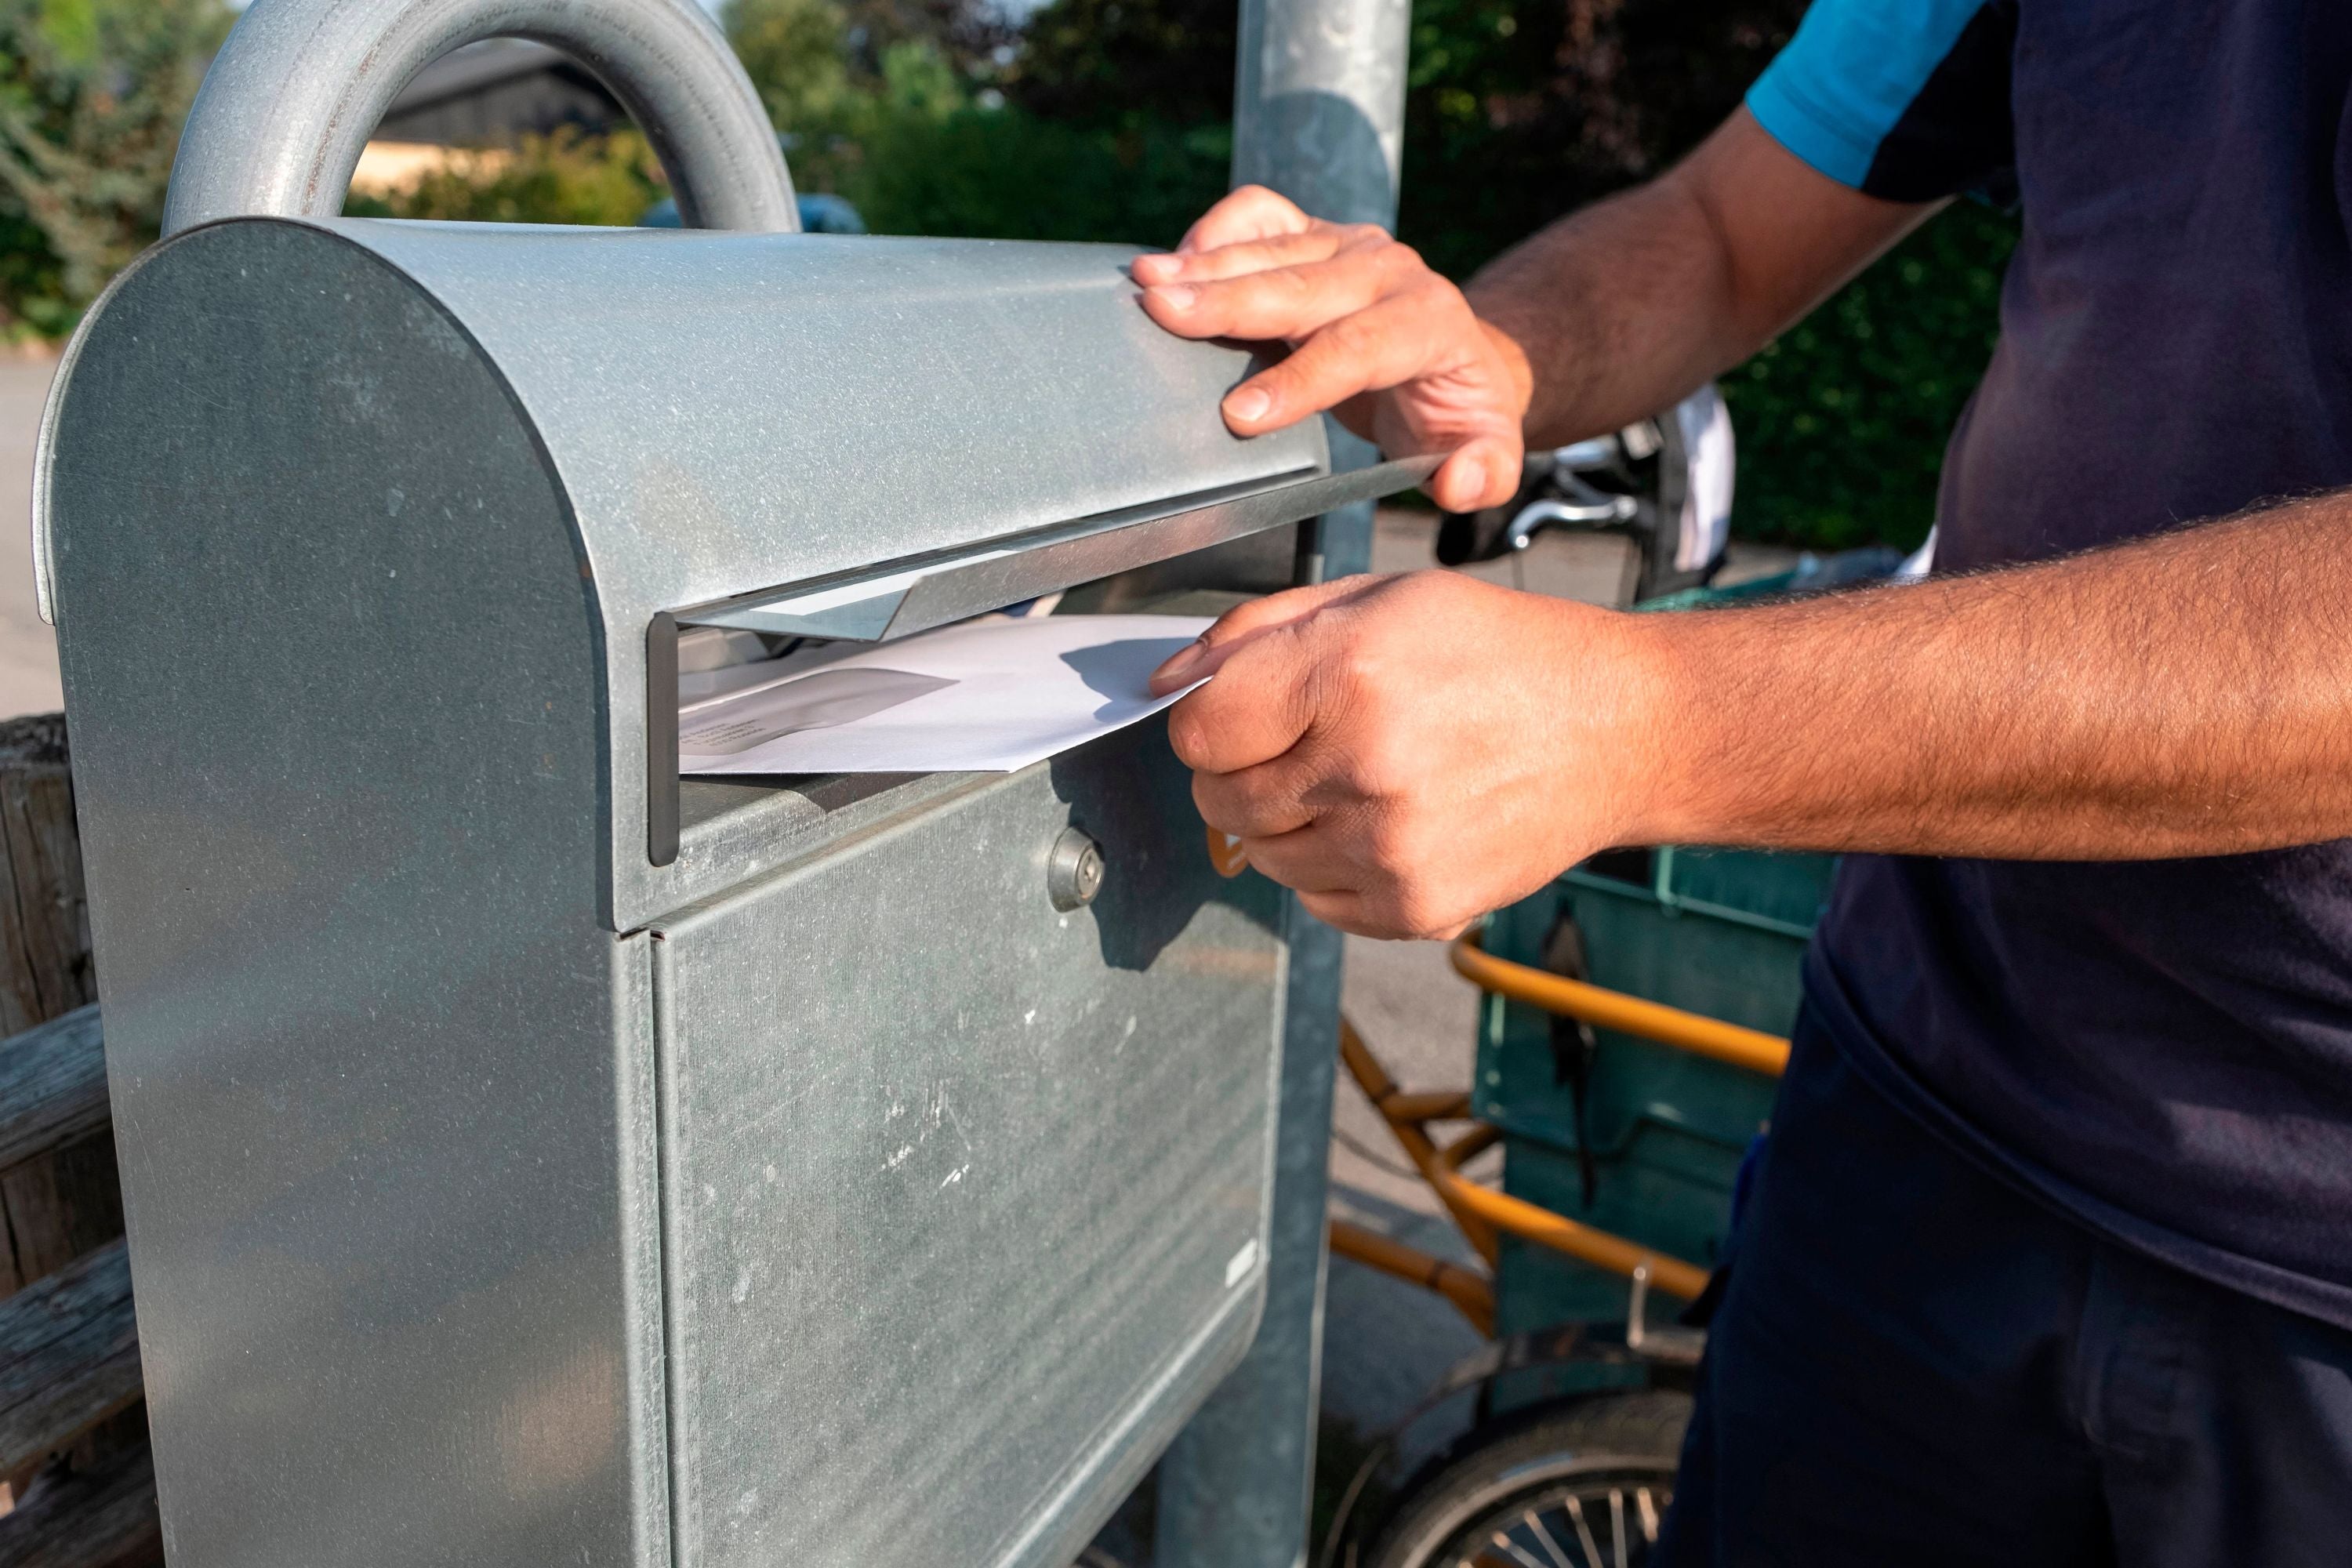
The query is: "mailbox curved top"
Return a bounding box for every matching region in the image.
[318,218,1323,604]
[41,219,1323,620]
[35,216,1335,924]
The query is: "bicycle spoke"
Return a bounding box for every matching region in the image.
[1415,1459,1675,1568]
[1524,1510,1577,1568]
[1564,1495,1606,1568]
[1488,1533,1552,1568]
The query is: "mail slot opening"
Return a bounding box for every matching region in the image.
[653,534,1304,868]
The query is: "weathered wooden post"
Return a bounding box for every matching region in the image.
[0,713,156,1568]
[0,713,106,1294]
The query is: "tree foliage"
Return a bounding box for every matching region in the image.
[1724,202,2014,550]
[1009,0,1235,130]
[0,0,228,335]
[1004,0,1810,274]
[716,0,1232,248]
[822,0,1014,85]
[728,0,859,133]
[848,108,1229,246]
[1396,0,1806,277]
[725,0,1011,132]
[348,129,667,229]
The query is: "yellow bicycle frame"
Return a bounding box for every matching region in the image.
[1328,930,1788,1332]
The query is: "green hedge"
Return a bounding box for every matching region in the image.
[343,129,665,227]
[1723,202,2016,552]
[842,110,1228,247]
[0,0,228,337]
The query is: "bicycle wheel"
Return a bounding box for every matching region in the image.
[1365,1392,1690,1568]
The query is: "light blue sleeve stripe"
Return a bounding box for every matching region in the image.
[1744,0,1991,189]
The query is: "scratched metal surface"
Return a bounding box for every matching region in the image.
[46,220,670,1566]
[44,172,1311,1568]
[652,720,1285,1568]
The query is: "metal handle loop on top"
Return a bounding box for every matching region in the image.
[161,0,798,236]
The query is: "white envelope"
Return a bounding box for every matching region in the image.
[677,613,1214,776]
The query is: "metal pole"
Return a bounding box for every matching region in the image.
[1231,0,1410,580]
[1155,2,1407,1564]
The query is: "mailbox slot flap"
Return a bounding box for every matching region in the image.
[673,456,1436,643]
[644,454,1436,866]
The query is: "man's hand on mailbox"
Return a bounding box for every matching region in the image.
[1131,185,1532,514]
[1149,572,1653,941]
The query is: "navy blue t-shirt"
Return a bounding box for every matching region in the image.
[1748,1,2352,1328]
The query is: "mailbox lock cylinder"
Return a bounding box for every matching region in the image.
[1047,828,1106,911]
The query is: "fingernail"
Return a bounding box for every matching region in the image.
[1151,637,1209,690]
[1149,284,1197,312]
[1225,386,1271,423]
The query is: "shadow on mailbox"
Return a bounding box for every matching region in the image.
[1051,712,1283,976]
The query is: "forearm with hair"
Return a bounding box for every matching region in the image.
[1467,179,1757,448]
[1465,109,1936,451]
[1622,495,2352,859]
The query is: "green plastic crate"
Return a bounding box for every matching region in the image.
[1472,846,1834,1379]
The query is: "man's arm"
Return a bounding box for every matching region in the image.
[1129,109,2352,942]
[1143,499,2352,940]
[1651,498,2352,861]
[1131,110,1931,504]
[1469,109,1934,447]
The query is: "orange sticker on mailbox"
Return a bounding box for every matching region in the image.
[1206,826,1250,878]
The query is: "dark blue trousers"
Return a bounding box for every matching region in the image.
[1657,1012,2352,1567]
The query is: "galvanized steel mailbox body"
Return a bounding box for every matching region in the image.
[34,212,1409,1565]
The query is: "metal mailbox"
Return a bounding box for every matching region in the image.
[31,2,1418,1563]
